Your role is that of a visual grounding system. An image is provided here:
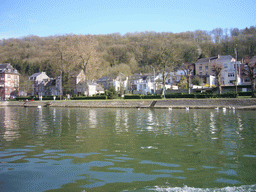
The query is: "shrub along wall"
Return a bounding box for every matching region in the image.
[124,94,162,99]
[238,91,252,96]
[165,92,238,99]
[72,95,107,100]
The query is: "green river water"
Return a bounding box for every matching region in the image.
[0,107,255,191]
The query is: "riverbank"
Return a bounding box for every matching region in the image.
[1,98,256,110]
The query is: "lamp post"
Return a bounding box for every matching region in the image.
[150,65,155,94]
[234,47,238,93]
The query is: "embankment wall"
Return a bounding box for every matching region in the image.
[1,99,256,109]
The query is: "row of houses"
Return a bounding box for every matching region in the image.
[98,55,256,94]
[1,55,256,100]
[195,55,256,87]
[27,70,105,97]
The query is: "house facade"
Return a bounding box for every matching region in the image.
[44,76,62,96]
[195,55,239,87]
[70,70,86,94]
[70,70,104,96]
[136,75,154,95]
[29,72,50,96]
[0,63,20,100]
[97,74,129,93]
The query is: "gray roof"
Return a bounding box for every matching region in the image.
[96,84,104,91]
[196,56,218,63]
[249,56,256,67]
[196,55,234,63]
[0,63,20,74]
[29,72,46,77]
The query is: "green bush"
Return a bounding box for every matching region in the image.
[182,94,195,98]
[72,96,107,100]
[238,91,252,96]
[141,94,162,99]
[105,87,118,99]
[165,93,183,98]
[124,94,141,99]
[15,96,34,100]
[42,96,54,100]
[220,92,238,98]
[195,94,213,98]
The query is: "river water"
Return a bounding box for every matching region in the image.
[0,107,255,192]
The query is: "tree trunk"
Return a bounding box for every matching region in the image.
[162,64,166,97]
[217,76,222,94]
[252,77,256,98]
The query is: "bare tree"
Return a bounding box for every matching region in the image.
[53,36,76,95]
[242,57,256,97]
[211,61,223,94]
[19,75,33,96]
[180,63,194,93]
[155,41,176,96]
[72,35,99,80]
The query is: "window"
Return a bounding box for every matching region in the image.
[199,72,202,76]
[205,66,208,70]
[199,66,202,71]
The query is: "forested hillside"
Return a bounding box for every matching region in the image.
[1,26,255,80]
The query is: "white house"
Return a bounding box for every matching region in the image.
[97,74,129,93]
[76,80,104,96]
[195,55,241,87]
[136,75,154,95]
[29,72,50,96]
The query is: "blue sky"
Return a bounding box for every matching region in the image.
[0,0,255,40]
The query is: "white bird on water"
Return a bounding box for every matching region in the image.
[168,107,172,111]
[38,105,42,109]
[223,107,226,112]
[215,107,219,111]
[186,107,189,111]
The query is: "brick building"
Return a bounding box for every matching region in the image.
[0,63,20,100]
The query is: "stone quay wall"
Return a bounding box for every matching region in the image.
[154,99,256,109]
[1,99,256,109]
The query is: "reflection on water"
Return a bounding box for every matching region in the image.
[1,107,20,141]
[0,107,255,192]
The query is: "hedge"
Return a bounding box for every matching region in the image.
[165,92,238,98]
[124,94,141,99]
[141,94,162,99]
[165,93,183,98]
[238,91,252,96]
[72,95,107,100]
[15,96,34,100]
